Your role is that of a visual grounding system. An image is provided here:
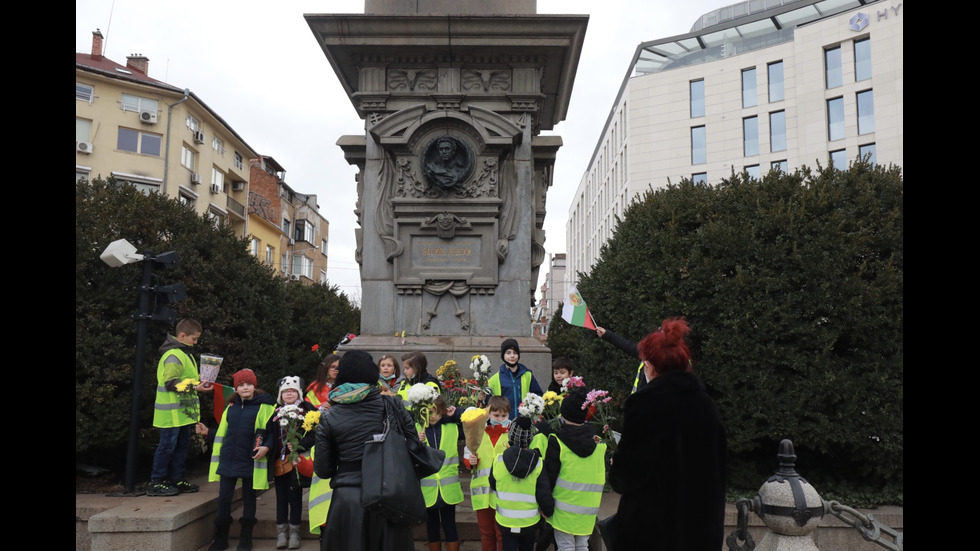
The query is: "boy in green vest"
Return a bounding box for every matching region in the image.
[543,390,607,551]
[149,318,213,497]
[488,339,544,420]
[490,416,555,551]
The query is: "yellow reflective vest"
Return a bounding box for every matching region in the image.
[421,423,463,507]
[546,438,607,536]
[153,347,200,428]
[492,455,543,529]
[470,430,509,510]
[630,362,646,394]
[307,448,332,535]
[488,370,533,417]
[208,402,276,490]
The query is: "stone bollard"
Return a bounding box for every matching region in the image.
[728,439,824,551]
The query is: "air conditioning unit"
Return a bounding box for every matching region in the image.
[289,274,300,281]
[232,181,245,191]
[288,238,295,246]
[193,130,205,144]
[76,141,93,154]
[190,173,202,185]
[210,183,221,194]
[139,110,158,124]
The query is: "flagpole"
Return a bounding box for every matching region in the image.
[587,308,598,329]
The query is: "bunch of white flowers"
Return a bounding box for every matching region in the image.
[275,403,305,426]
[406,383,440,405]
[469,354,492,378]
[518,392,545,418]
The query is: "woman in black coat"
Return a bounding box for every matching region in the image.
[606,318,728,551]
[313,351,436,551]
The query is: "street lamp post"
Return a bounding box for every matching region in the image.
[100,239,185,495]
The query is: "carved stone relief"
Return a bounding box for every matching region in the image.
[421,135,474,190]
[387,69,438,92]
[461,69,512,92]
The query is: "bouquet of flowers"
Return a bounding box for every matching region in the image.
[199,354,223,385]
[541,390,563,431]
[273,403,309,463]
[406,383,441,428]
[468,354,494,403]
[583,388,618,451]
[460,406,490,456]
[437,359,479,408]
[518,392,545,419]
[175,377,202,420]
[302,410,321,433]
[561,375,587,393]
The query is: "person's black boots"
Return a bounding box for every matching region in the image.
[208,517,232,551]
[237,517,257,550]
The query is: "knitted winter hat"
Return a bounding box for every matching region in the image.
[500,338,521,362]
[508,416,534,449]
[561,390,589,425]
[233,368,257,388]
[277,375,303,405]
[334,351,379,387]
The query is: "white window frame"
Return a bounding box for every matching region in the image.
[186,115,201,132]
[181,146,197,171]
[76,82,94,103]
[234,152,244,171]
[76,118,92,143]
[292,254,314,279]
[211,168,225,191]
[212,136,225,156]
[121,93,158,114]
[117,127,162,156]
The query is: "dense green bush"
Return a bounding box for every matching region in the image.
[76,178,359,463]
[548,161,902,506]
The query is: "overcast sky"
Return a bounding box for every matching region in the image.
[77,0,733,306]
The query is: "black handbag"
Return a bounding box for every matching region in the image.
[597,513,617,551]
[360,398,441,526]
[383,397,445,479]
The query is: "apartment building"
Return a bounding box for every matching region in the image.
[531,253,567,341]
[77,29,330,283]
[76,30,256,237]
[565,0,903,286]
[248,156,330,284]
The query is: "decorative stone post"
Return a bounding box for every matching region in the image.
[733,440,824,551]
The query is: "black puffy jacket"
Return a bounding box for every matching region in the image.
[313,388,421,487]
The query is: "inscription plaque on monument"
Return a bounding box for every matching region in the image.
[413,238,481,268]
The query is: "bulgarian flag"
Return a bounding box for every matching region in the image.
[561,286,597,330]
[210,383,236,424]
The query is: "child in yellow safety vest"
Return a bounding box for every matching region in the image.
[206,369,276,551]
[462,395,511,551]
[542,390,607,551]
[419,395,464,551]
[489,416,555,551]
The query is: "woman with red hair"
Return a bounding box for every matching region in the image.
[605,317,728,551]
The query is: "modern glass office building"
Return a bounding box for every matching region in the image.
[566,0,902,284]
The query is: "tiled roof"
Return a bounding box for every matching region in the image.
[75,52,181,93]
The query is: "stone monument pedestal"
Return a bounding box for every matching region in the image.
[307,2,587,382]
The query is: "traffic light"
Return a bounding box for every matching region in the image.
[152,283,188,323]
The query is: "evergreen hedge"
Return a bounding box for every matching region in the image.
[76,178,359,464]
[548,161,903,506]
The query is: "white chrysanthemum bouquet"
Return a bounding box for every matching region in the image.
[406,383,441,427]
